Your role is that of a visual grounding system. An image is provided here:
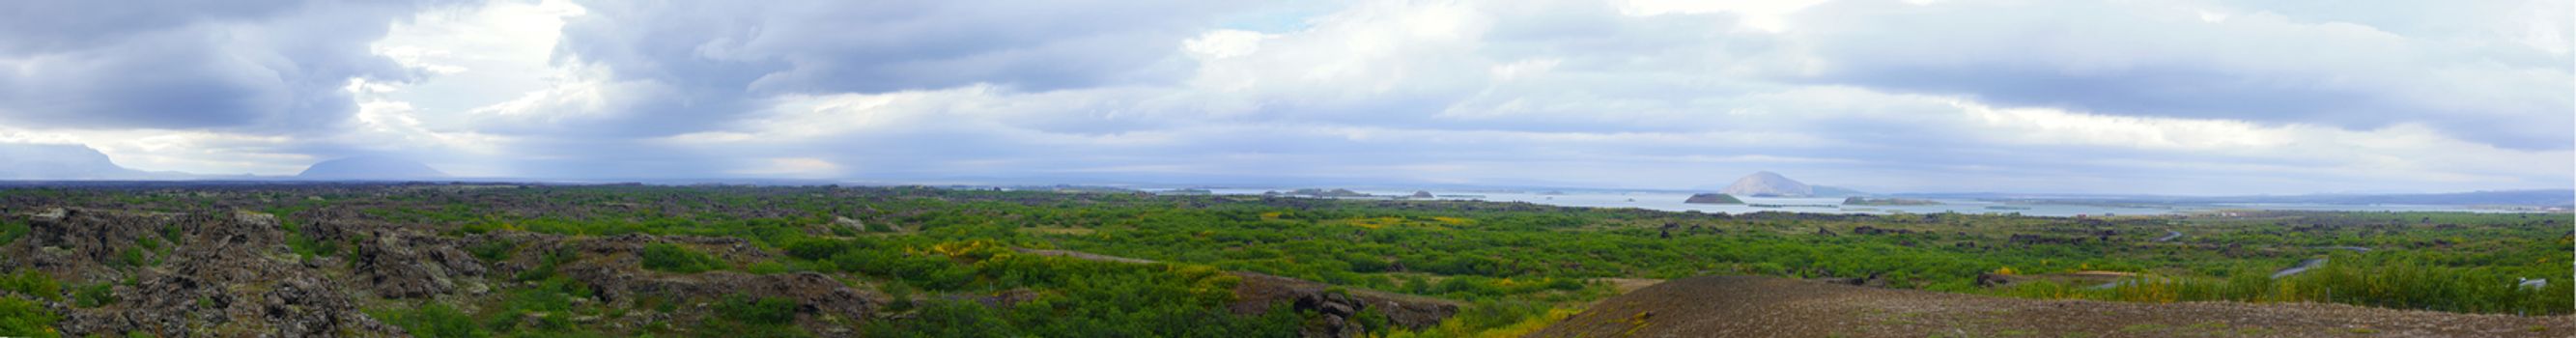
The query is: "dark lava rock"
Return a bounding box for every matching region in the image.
[484,233,881,335]
[353,229,489,298]
[6,209,405,337]
[1230,272,1458,338]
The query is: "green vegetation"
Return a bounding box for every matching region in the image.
[71,284,113,308]
[271,210,341,259]
[697,295,809,338]
[0,269,59,337]
[0,296,57,338]
[368,302,479,338]
[2001,255,2576,315]
[2,184,2565,337]
[0,270,60,301]
[805,238,1307,336]
[1388,301,1573,338]
[637,243,723,273]
[0,218,27,245]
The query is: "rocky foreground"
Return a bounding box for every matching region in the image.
[1,206,1453,337]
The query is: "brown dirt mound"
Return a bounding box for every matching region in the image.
[1531,275,2571,338]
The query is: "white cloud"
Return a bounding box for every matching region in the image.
[0,0,2562,194]
[730,156,843,178]
[1183,29,1266,60]
[1614,0,1826,32]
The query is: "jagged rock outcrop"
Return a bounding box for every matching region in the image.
[1,207,889,337]
[1720,171,1813,197]
[1230,272,1458,338]
[478,233,881,335]
[5,209,406,337]
[353,229,489,298]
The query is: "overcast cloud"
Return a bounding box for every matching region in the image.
[0,0,2564,194]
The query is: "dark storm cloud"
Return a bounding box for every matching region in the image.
[0,0,301,52]
[535,0,1271,137]
[0,0,2558,194]
[0,0,457,131]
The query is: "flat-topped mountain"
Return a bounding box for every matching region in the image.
[0,143,150,180]
[1721,171,1814,197]
[296,156,447,181]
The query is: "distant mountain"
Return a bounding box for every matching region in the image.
[1720,171,1814,197]
[1892,189,2576,207]
[1811,185,1869,198]
[297,156,447,181]
[0,143,155,180]
[2222,190,2574,206]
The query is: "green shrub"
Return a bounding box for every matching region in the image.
[373,302,483,338]
[639,243,722,273]
[466,240,517,263]
[0,270,60,301]
[71,284,113,308]
[285,233,339,259]
[0,296,59,338]
[781,239,851,261]
[110,248,146,268]
[746,262,793,274]
[0,219,27,245]
[2016,259,2576,315]
[691,295,812,338]
[515,247,579,282]
[863,300,1016,337]
[457,221,502,236]
[716,295,798,324]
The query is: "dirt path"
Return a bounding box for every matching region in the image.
[2155,230,2183,241]
[1599,278,1664,294]
[1012,247,1160,264]
[2272,258,2330,278]
[1530,275,2569,338]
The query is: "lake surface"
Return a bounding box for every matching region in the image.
[1201,189,2522,217]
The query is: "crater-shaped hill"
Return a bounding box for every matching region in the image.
[1530,276,2570,337]
[1720,171,1812,197]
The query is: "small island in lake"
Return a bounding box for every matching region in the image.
[1684,193,1745,204]
[1843,197,1942,206]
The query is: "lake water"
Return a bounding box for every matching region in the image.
[1200,189,2518,217]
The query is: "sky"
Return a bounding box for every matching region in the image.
[0,0,2568,194]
